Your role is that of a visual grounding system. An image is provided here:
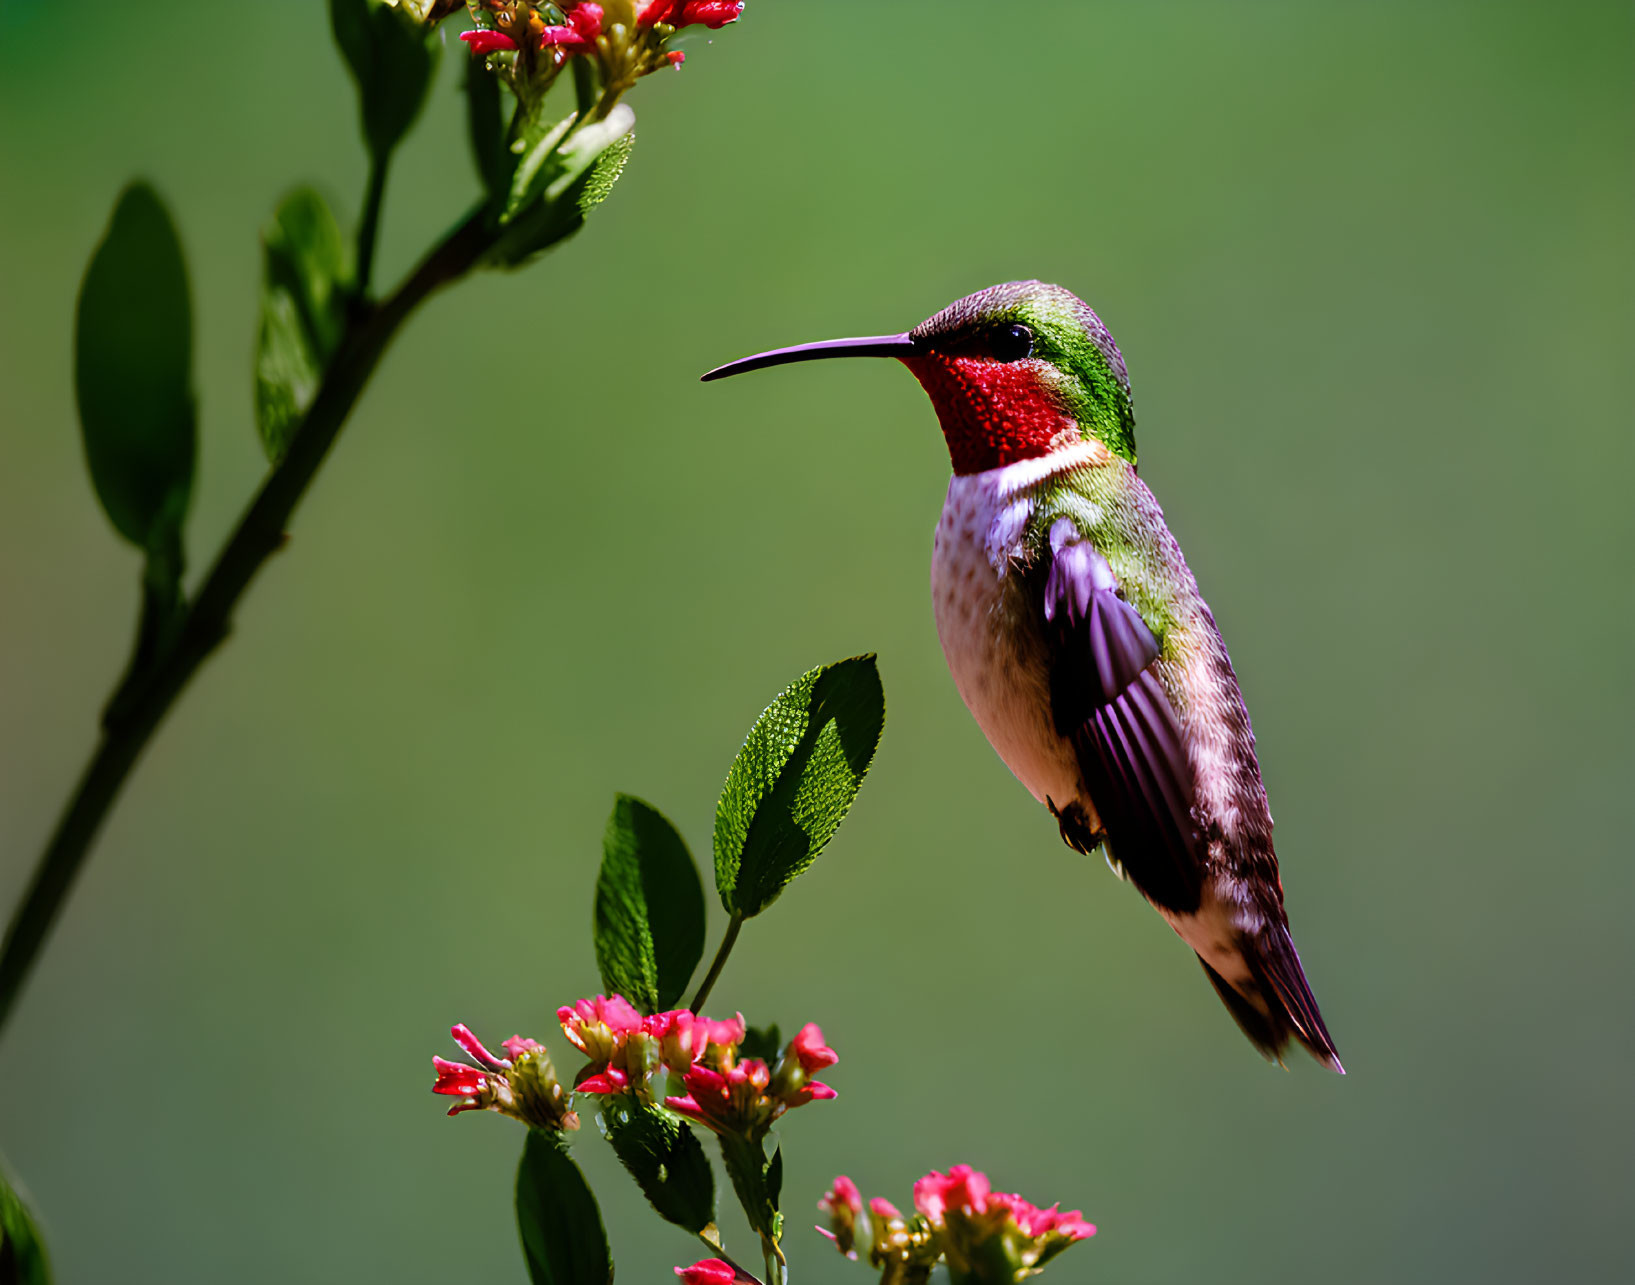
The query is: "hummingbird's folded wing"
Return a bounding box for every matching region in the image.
[1037,520,1206,915]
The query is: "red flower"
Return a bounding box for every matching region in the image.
[766,1022,837,1106]
[643,1009,700,1070]
[821,1174,862,1215]
[640,0,744,28]
[788,1022,838,1072]
[665,1019,837,1139]
[540,4,602,50]
[558,994,644,1059]
[817,1175,865,1257]
[431,1056,488,1109]
[698,1012,747,1049]
[575,1065,631,1096]
[666,1058,771,1135]
[674,1260,737,1285]
[430,1023,578,1131]
[677,1,745,27]
[912,1164,989,1224]
[460,29,519,54]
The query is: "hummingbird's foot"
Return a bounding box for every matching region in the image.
[1049,796,1107,858]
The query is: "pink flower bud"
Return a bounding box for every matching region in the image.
[569,3,604,37]
[674,1260,736,1285]
[575,1066,631,1095]
[431,1056,488,1112]
[460,29,519,54]
[700,1012,746,1050]
[502,1035,544,1060]
[817,1175,864,1257]
[450,1023,510,1070]
[869,1197,902,1221]
[539,24,591,50]
[820,1174,862,1215]
[675,1,744,28]
[788,1023,838,1072]
[914,1164,989,1225]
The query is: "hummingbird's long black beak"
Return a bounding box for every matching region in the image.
[700,333,919,382]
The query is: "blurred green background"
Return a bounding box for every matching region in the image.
[1,2,1630,1282]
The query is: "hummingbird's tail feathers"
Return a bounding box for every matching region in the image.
[1198,928,1344,1073]
[1198,955,1286,1060]
[1256,924,1344,1073]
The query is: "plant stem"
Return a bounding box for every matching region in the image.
[0,204,493,1041]
[354,151,390,299]
[689,915,743,1015]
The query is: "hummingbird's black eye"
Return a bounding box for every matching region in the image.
[991,323,1035,362]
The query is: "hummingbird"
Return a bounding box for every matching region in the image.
[702,281,1342,1071]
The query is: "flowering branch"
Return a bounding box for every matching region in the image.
[0,202,491,1036]
[0,0,745,1044]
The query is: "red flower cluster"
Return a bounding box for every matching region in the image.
[665,1021,838,1141]
[914,1164,1095,1247]
[557,994,746,1096]
[431,1023,579,1131]
[816,1166,1095,1281]
[639,0,744,27]
[460,1,743,55]
[434,1000,836,1148]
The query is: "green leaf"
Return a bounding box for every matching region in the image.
[594,795,706,1014]
[515,1131,612,1285]
[765,1144,783,1210]
[74,182,196,571]
[600,1098,716,1234]
[739,1024,782,1065]
[465,57,513,206]
[489,105,636,268]
[254,187,350,462]
[0,1164,51,1285]
[329,0,440,160]
[714,656,885,918]
[505,112,581,225]
[718,1133,783,1248]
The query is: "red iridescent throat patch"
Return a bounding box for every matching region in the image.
[904,354,1079,475]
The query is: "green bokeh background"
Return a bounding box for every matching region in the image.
[1,3,1629,1282]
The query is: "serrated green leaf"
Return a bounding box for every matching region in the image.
[255,187,350,462]
[574,131,633,218]
[489,105,636,268]
[714,656,885,918]
[329,0,440,159]
[515,1131,612,1285]
[74,182,195,567]
[739,1024,782,1065]
[0,1164,51,1285]
[594,795,706,1014]
[601,1098,716,1233]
